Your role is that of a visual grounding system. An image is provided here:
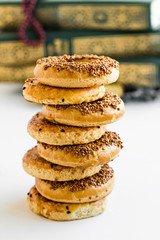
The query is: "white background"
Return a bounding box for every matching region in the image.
[0,83,160,240]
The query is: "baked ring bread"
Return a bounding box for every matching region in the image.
[34,55,119,88]
[35,164,114,203]
[23,78,106,105]
[27,186,107,221]
[42,92,125,127]
[38,131,123,168]
[23,146,102,181]
[28,112,106,145]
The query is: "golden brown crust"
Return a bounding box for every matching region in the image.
[23,78,106,105]
[23,146,102,181]
[38,131,123,167]
[42,92,125,127]
[27,112,106,145]
[34,55,119,88]
[35,165,114,203]
[27,186,107,221]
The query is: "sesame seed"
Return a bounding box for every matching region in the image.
[50,163,54,168]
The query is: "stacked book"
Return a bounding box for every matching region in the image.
[0,0,160,99]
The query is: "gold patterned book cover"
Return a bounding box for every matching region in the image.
[1,31,160,67]
[119,58,160,87]
[0,41,45,66]
[0,0,160,31]
[60,31,160,58]
[0,65,34,82]
[43,31,160,58]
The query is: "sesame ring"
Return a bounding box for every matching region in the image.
[27,112,106,145]
[35,164,114,203]
[27,186,107,221]
[37,131,123,168]
[42,92,125,127]
[23,78,106,105]
[23,146,102,181]
[34,54,119,88]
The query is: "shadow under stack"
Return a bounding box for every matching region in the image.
[22,54,125,221]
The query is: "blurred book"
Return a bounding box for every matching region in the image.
[45,31,160,58]
[1,31,160,67]
[0,65,34,82]
[0,32,45,66]
[119,58,160,87]
[0,0,160,31]
[105,83,124,97]
[0,40,44,66]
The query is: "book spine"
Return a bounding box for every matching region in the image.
[46,32,160,58]
[37,4,151,31]
[0,65,34,82]
[1,32,160,77]
[0,6,23,30]
[0,41,45,66]
[119,61,160,87]
[105,83,124,97]
[0,3,152,31]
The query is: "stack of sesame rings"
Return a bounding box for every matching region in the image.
[22,54,125,221]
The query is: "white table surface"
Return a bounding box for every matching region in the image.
[0,83,160,240]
